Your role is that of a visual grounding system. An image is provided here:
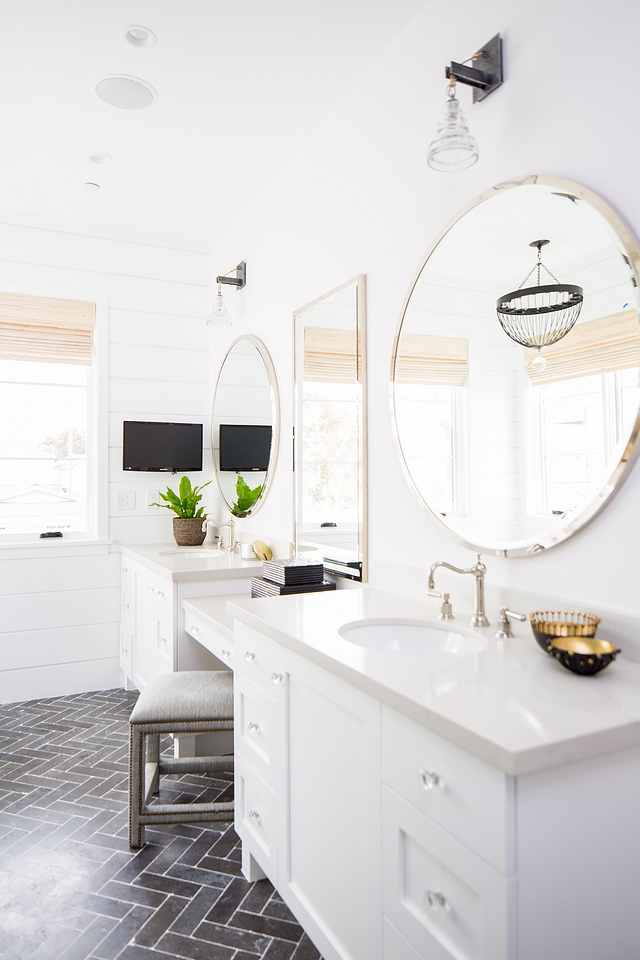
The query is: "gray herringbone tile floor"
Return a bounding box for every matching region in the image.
[0,688,322,960]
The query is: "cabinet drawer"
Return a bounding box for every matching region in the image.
[151,579,173,617]
[234,623,277,693]
[121,584,134,623]
[156,614,174,672]
[235,673,277,790]
[120,624,133,677]
[184,611,212,648]
[235,756,277,875]
[382,786,514,960]
[382,706,513,873]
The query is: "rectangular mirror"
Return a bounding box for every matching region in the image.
[293,275,367,581]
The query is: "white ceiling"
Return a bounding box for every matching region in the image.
[0,0,427,248]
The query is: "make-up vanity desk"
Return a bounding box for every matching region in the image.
[182,587,640,960]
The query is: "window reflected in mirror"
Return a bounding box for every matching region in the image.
[294,276,367,580]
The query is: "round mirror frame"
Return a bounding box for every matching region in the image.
[390,175,640,558]
[212,335,280,517]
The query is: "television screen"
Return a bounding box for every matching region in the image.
[123,421,203,472]
[219,424,272,472]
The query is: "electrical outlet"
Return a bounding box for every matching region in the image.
[146,490,160,509]
[116,490,136,510]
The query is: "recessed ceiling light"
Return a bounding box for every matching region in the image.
[95,75,156,110]
[89,153,113,165]
[123,25,157,47]
[83,182,100,191]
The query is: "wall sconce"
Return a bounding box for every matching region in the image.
[207,261,246,328]
[427,34,503,172]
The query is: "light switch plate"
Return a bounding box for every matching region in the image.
[116,490,136,510]
[146,490,160,509]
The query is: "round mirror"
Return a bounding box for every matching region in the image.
[391,177,640,557]
[212,336,279,517]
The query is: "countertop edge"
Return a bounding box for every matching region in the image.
[226,600,640,777]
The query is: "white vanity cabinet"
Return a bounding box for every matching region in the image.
[228,610,640,960]
[119,547,256,690]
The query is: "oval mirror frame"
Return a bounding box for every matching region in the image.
[390,175,640,558]
[211,335,280,517]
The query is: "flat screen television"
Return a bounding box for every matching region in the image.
[219,424,272,472]
[123,421,203,472]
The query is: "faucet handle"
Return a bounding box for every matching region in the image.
[427,590,454,621]
[495,606,527,639]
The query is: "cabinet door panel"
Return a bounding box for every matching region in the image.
[236,755,277,879]
[235,673,277,790]
[277,646,381,960]
[382,785,514,960]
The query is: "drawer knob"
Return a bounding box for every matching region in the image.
[425,890,449,912]
[271,673,284,685]
[248,808,261,823]
[192,626,199,633]
[157,590,165,599]
[148,587,154,594]
[122,647,128,655]
[245,652,256,662]
[247,721,260,734]
[159,636,167,645]
[221,649,231,659]
[418,769,443,791]
[123,603,130,610]
[123,567,128,573]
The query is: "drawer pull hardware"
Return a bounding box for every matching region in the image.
[271,673,284,685]
[221,649,231,658]
[159,636,167,645]
[157,591,165,599]
[248,808,261,823]
[148,587,154,594]
[425,890,449,912]
[418,769,443,791]
[191,626,199,633]
[123,567,128,573]
[122,647,128,655]
[245,652,256,662]
[247,722,260,734]
[123,603,130,610]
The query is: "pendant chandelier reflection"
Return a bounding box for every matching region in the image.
[427,81,478,172]
[496,240,584,361]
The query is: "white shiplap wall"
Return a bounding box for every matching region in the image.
[0,211,209,701]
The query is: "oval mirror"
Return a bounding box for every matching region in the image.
[391,177,640,557]
[212,336,279,517]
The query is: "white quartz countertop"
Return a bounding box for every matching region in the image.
[119,543,262,582]
[223,587,640,777]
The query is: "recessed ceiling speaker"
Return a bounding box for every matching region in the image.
[95,75,156,110]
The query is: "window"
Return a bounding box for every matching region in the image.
[0,292,97,540]
[394,333,468,517]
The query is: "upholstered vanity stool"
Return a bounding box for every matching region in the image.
[128,671,234,848]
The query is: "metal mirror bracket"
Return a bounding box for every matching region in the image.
[293,275,367,582]
[211,335,280,518]
[390,176,640,558]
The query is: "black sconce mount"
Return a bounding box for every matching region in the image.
[445,33,503,103]
[216,261,246,289]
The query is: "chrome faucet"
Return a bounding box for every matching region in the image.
[428,554,489,628]
[202,517,237,552]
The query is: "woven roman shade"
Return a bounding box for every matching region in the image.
[304,326,360,383]
[0,293,96,365]
[528,310,640,385]
[395,332,468,386]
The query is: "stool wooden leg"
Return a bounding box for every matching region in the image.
[146,733,160,797]
[129,725,145,849]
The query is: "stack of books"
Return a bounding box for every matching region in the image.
[251,558,336,598]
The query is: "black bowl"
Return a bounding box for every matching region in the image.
[530,611,600,653]
[547,637,620,675]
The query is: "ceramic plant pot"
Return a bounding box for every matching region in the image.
[172,517,206,546]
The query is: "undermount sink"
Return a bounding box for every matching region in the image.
[158,549,223,558]
[338,618,487,658]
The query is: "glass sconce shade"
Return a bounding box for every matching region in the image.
[427,94,479,172]
[207,288,232,327]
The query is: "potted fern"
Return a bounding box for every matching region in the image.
[231,475,264,517]
[151,477,211,545]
